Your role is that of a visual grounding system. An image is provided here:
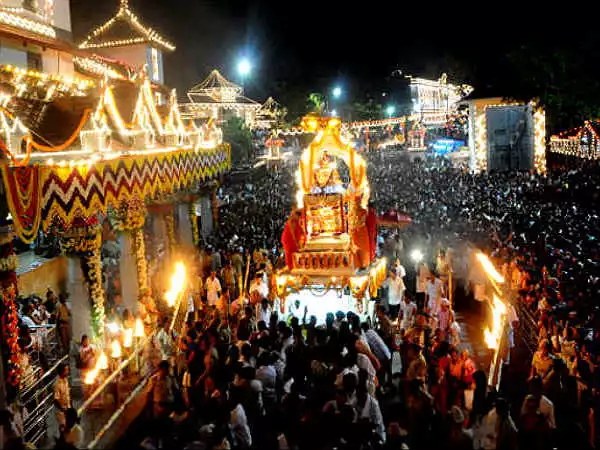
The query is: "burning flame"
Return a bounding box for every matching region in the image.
[84,369,98,385]
[97,351,108,370]
[484,295,507,349]
[134,318,145,338]
[106,321,120,334]
[476,253,505,284]
[123,328,133,348]
[111,340,122,358]
[165,262,186,307]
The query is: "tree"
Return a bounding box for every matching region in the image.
[307,93,325,113]
[222,117,253,165]
[351,99,384,121]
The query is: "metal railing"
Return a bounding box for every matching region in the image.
[22,354,69,447]
[83,289,189,449]
[27,324,61,369]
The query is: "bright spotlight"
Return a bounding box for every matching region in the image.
[386,105,396,117]
[238,59,251,77]
[332,86,342,99]
[331,109,337,117]
[410,249,424,263]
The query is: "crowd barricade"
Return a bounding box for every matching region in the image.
[28,324,60,367]
[22,354,69,447]
[515,301,539,355]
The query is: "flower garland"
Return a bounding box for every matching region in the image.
[112,198,146,232]
[0,286,20,388]
[165,213,176,251]
[84,247,105,344]
[0,251,18,273]
[133,227,148,292]
[188,203,200,247]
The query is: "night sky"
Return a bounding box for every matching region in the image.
[70,0,584,111]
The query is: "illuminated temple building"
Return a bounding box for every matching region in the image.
[180,69,262,126]
[0,0,229,416]
[408,73,473,127]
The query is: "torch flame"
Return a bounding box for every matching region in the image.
[97,351,108,370]
[476,253,505,284]
[484,295,507,349]
[134,318,145,338]
[165,262,186,307]
[111,339,122,358]
[84,368,98,385]
[123,328,133,348]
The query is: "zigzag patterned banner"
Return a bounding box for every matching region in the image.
[38,145,230,232]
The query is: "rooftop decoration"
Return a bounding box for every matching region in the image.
[181,69,261,124]
[187,70,246,103]
[0,7,56,39]
[79,0,175,52]
[550,120,600,160]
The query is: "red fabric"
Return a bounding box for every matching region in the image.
[281,212,305,268]
[367,207,378,262]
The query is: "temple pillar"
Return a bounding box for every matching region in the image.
[152,212,168,256]
[114,199,148,311]
[164,209,177,254]
[60,223,105,345]
[67,255,91,345]
[177,203,194,250]
[118,232,139,314]
[199,196,213,237]
[189,202,200,247]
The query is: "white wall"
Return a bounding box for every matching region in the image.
[41,49,73,76]
[52,0,72,32]
[146,47,164,84]
[95,44,148,71]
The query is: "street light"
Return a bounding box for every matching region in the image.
[237,59,251,77]
[331,109,337,117]
[386,105,396,117]
[410,249,424,264]
[332,86,342,99]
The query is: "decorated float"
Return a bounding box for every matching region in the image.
[275,115,386,324]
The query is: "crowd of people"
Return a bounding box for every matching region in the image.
[5,148,600,450]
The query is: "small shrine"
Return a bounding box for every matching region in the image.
[180,69,261,126]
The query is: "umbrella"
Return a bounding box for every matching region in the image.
[377,209,412,228]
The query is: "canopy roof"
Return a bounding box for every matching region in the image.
[78,0,175,52]
[187,70,259,106]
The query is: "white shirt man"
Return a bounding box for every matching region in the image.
[387,273,405,308]
[399,297,418,331]
[249,276,269,301]
[426,276,442,315]
[205,273,222,307]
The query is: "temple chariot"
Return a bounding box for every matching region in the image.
[275,116,387,324]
